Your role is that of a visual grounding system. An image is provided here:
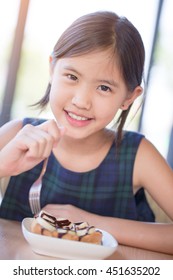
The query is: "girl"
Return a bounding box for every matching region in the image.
[0,11,173,254]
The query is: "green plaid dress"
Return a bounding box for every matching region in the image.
[0,118,155,222]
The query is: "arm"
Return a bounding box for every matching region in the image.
[0,119,23,150]
[93,215,173,255]
[0,119,22,177]
[43,203,173,254]
[133,138,173,220]
[103,138,173,254]
[104,138,173,254]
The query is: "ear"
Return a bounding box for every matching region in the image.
[121,86,143,110]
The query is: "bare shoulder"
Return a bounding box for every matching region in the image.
[136,137,166,165]
[134,137,173,219]
[134,137,173,187]
[0,119,23,149]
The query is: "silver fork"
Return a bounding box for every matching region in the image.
[29,158,48,215]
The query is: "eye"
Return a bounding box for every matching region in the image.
[67,74,78,81]
[98,85,111,92]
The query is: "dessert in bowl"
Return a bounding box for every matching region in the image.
[31,210,103,244]
[22,210,118,259]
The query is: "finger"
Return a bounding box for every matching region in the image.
[38,119,64,143]
[14,133,44,159]
[25,131,54,158]
[14,126,54,158]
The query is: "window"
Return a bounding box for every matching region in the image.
[140,0,173,158]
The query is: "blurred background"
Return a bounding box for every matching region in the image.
[0,0,172,168]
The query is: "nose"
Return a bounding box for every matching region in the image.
[71,88,92,110]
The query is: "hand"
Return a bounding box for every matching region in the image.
[0,119,65,176]
[42,204,96,224]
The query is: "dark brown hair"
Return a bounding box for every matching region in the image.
[36,11,145,144]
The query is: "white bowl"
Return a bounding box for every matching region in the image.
[22,218,118,259]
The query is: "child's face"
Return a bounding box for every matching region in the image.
[49,49,132,140]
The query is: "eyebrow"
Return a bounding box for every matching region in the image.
[63,66,81,76]
[63,66,119,88]
[97,79,119,88]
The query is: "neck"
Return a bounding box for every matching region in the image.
[52,128,115,172]
[57,128,114,154]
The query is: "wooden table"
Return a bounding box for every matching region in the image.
[0,218,173,260]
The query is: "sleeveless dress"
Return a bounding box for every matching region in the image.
[0,118,155,222]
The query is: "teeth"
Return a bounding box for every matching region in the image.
[68,112,89,121]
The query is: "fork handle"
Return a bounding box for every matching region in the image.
[40,158,48,177]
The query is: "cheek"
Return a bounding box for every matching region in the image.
[50,78,72,106]
[96,100,119,123]
[49,89,63,118]
[49,82,64,107]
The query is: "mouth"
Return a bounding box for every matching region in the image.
[64,110,93,127]
[67,111,91,121]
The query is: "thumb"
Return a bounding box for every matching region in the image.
[53,123,67,148]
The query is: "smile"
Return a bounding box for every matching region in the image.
[67,112,90,121]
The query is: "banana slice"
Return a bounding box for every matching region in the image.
[36,216,56,232]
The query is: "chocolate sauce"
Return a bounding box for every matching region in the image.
[56,219,71,228]
[40,212,56,221]
[39,211,72,229]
